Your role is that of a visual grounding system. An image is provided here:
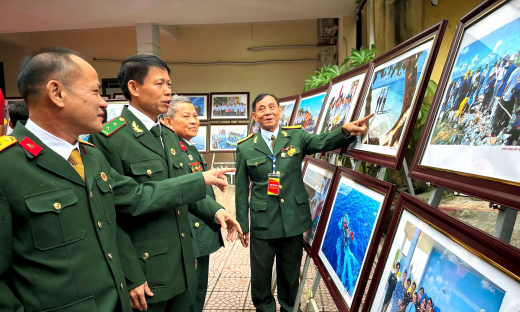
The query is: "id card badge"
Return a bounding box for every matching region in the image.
[267,173,280,196]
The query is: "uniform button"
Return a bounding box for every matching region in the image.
[143,252,149,260]
[177,210,181,216]
[109,184,112,190]
[120,283,124,290]
[90,191,93,197]
[108,253,113,260]
[146,169,152,175]
[181,233,185,238]
[276,171,280,175]
[281,199,285,203]
[195,222,200,228]
[279,185,282,189]
[98,221,103,229]
[255,162,258,166]
[180,163,183,167]
[53,202,61,210]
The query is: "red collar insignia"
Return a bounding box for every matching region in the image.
[20,137,43,156]
[179,141,187,152]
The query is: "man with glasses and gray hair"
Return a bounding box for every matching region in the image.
[163,94,225,312]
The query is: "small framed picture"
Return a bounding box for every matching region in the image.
[112,93,126,100]
[291,85,330,133]
[363,192,520,312]
[301,156,337,254]
[193,125,208,153]
[313,166,396,311]
[105,100,128,121]
[278,95,299,128]
[175,93,209,121]
[248,117,260,135]
[208,124,248,152]
[210,92,249,120]
[4,97,25,135]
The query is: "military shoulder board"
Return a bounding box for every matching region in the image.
[101,117,127,137]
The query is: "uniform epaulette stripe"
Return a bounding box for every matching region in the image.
[282,125,302,129]
[0,136,17,152]
[101,117,126,137]
[79,139,95,147]
[238,133,254,144]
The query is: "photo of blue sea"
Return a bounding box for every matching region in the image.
[363,47,430,141]
[295,92,327,132]
[189,96,206,116]
[321,181,382,297]
[418,250,505,312]
[192,126,207,152]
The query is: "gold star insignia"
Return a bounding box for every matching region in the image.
[113,122,118,126]
[132,121,143,133]
[119,118,125,122]
[106,126,111,130]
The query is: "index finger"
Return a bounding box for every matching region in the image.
[359,113,376,122]
[218,168,237,174]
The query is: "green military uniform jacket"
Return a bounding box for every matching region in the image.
[235,126,356,240]
[0,124,206,312]
[89,106,222,304]
[179,140,225,258]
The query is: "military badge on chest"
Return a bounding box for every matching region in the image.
[189,161,203,173]
[280,145,295,158]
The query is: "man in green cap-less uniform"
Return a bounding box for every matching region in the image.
[89,55,240,312]
[236,93,373,312]
[163,94,225,312]
[0,47,233,312]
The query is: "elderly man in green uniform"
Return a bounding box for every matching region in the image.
[89,55,240,312]
[162,94,225,312]
[236,93,373,312]
[0,47,234,312]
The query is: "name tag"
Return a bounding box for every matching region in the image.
[267,173,280,196]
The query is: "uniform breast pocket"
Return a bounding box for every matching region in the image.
[133,236,170,288]
[24,187,86,251]
[246,156,268,181]
[129,159,164,180]
[295,191,310,225]
[95,175,116,224]
[250,201,269,230]
[280,146,301,172]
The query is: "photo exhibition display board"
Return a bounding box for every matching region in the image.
[346,21,448,169]
[410,0,520,209]
[291,85,330,133]
[176,93,209,121]
[363,193,520,312]
[210,92,249,120]
[313,167,396,311]
[208,124,248,152]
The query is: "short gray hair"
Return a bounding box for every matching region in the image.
[166,94,193,119]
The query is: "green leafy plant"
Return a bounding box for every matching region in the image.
[408,80,437,151]
[342,44,378,70]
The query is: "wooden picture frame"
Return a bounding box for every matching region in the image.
[210,92,250,120]
[409,0,520,209]
[101,95,111,100]
[290,84,331,133]
[343,20,448,170]
[208,124,248,152]
[112,93,126,100]
[193,125,208,153]
[312,167,396,311]
[362,192,520,312]
[301,156,338,255]
[175,93,210,121]
[278,94,300,128]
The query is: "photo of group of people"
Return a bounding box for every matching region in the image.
[352,39,433,156]
[370,209,520,312]
[302,162,334,247]
[209,125,247,152]
[421,3,520,185]
[293,92,327,133]
[279,99,296,127]
[317,75,364,135]
[318,176,384,307]
[211,94,248,119]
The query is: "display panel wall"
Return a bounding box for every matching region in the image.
[410,0,520,209]
[312,167,396,311]
[363,193,520,312]
[345,20,448,169]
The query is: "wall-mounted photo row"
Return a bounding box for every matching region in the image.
[105,100,129,121]
[279,95,299,128]
[210,92,249,120]
[410,0,520,209]
[312,167,396,311]
[345,20,448,170]
[174,93,209,121]
[291,85,330,133]
[302,157,337,254]
[316,63,374,136]
[208,124,248,152]
[362,193,520,312]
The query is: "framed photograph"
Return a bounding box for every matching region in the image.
[208,124,248,152]
[278,95,299,127]
[316,63,374,135]
[210,92,249,120]
[101,95,111,100]
[112,93,126,100]
[193,125,208,153]
[291,85,330,133]
[313,167,396,311]
[363,192,520,312]
[345,20,448,170]
[4,98,25,135]
[105,100,128,121]
[248,117,260,135]
[176,93,209,121]
[301,157,337,254]
[410,0,520,209]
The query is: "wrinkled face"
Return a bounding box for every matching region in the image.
[132,67,171,121]
[63,55,107,135]
[165,102,199,140]
[252,95,281,132]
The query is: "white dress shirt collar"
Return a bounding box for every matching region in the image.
[25,119,79,163]
[128,105,161,131]
[260,126,280,141]
[180,137,195,146]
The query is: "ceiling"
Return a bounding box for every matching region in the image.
[0,0,356,34]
